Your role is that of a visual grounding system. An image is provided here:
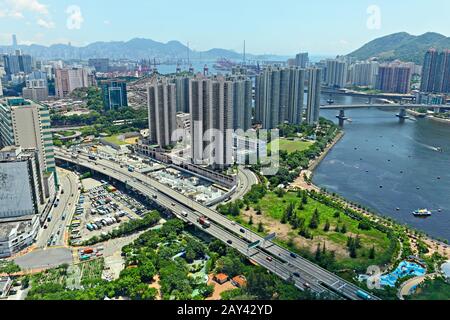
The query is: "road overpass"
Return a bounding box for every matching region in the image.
[55,148,379,300]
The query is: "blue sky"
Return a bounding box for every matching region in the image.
[0,0,449,55]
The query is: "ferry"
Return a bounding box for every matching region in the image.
[412,209,432,217]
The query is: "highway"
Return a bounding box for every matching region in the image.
[55,148,377,300]
[36,169,80,248]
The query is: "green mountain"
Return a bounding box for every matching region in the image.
[348,32,450,64]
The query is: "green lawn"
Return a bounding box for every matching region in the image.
[253,191,393,269]
[411,278,450,300]
[103,135,128,146]
[268,138,313,154]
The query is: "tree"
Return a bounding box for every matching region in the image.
[323,220,331,232]
[257,222,264,233]
[369,246,376,259]
[139,261,157,283]
[249,216,254,226]
[340,224,347,234]
[309,208,320,229]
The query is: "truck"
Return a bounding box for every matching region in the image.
[198,216,211,228]
[356,290,373,300]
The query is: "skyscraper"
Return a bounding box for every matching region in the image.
[325,59,348,88]
[349,61,379,87]
[12,34,18,48]
[306,68,322,125]
[173,76,191,113]
[255,67,305,129]
[2,51,32,78]
[295,52,309,68]
[100,79,128,110]
[230,76,253,131]
[189,76,233,168]
[376,63,411,94]
[421,49,450,94]
[147,80,177,148]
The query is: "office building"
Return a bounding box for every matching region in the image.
[100,79,128,110]
[376,63,412,94]
[147,80,177,148]
[0,98,56,181]
[88,58,110,73]
[55,67,90,98]
[255,67,305,129]
[349,61,379,87]
[325,59,348,88]
[421,49,450,94]
[189,76,233,168]
[12,34,18,48]
[306,68,322,125]
[0,218,40,258]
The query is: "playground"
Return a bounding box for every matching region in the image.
[380,261,427,287]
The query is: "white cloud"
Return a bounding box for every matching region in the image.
[37,18,55,29]
[66,5,84,30]
[103,20,110,25]
[6,0,49,15]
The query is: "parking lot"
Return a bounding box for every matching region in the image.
[68,177,152,245]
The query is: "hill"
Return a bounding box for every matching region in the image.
[347,32,450,64]
[0,38,286,62]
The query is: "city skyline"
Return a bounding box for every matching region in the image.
[0,0,449,55]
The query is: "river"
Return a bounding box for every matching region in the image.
[313,94,450,241]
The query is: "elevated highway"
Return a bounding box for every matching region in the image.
[55,148,379,300]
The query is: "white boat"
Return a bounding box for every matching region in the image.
[412,209,432,217]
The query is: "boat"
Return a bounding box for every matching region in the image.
[412,209,432,217]
[435,147,443,153]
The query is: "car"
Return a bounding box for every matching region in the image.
[290,253,297,259]
[43,225,48,229]
[227,240,233,245]
[240,228,245,234]
[231,221,236,226]
[171,203,176,207]
[181,211,188,218]
[266,256,273,262]
[293,272,300,278]
[303,282,311,289]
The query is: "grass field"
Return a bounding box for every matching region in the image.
[411,278,450,300]
[268,138,313,154]
[248,191,393,269]
[104,135,128,146]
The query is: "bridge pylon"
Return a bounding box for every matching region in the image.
[336,109,348,127]
[396,108,409,122]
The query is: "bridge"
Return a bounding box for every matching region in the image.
[54,148,379,301]
[320,103,447,126]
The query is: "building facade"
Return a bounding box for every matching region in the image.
[0,98,56,178]
[306,68,322,125]
[376,63,412,94]
[100,79,128,110]
[189,76,233,168]
[55,67,90,98]
[421,49,450,94]
[255,67,305,129]
[325,59,348,88]
[147,80,177,148]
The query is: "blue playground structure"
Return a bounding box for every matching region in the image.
[379,261,427,287]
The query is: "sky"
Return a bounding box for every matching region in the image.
[0,0,449,56]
